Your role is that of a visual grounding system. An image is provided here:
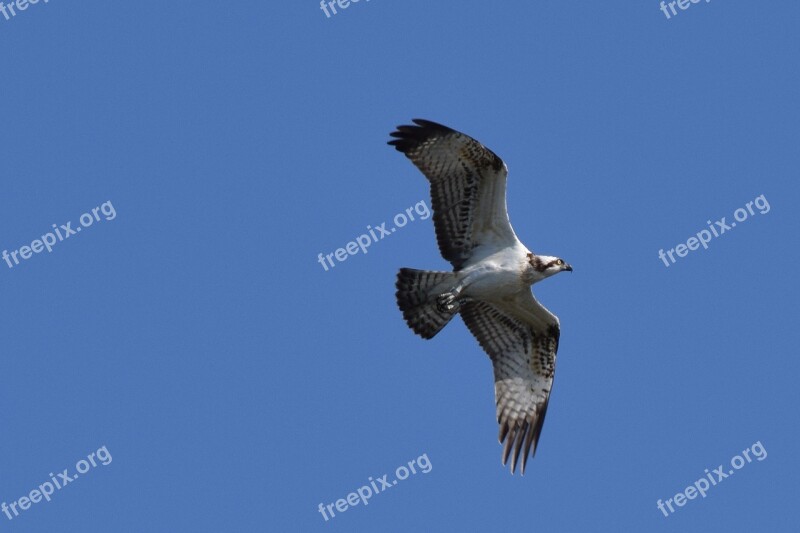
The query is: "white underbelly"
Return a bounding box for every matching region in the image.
[461,264,524,301]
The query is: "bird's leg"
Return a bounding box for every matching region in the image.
[435,270,484,313]
[436,291,460,313]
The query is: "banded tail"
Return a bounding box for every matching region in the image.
[395,268,459,339]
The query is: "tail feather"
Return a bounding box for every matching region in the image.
[395,268,458,339]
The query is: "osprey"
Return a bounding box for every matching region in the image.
[389,119,572,475]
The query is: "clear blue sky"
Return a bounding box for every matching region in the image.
[1,1,798,531]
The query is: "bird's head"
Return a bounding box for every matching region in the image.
[527,253,573,282]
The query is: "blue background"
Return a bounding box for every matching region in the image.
[1,1,798,531]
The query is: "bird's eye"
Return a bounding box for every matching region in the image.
[556,259,563,265]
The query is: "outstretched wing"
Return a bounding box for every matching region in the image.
[388,119,520,270]
[459,291,560,475]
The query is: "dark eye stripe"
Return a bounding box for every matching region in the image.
[528,253,548,272]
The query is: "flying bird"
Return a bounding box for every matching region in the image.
[389,119,572,475]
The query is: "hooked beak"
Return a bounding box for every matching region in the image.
[564,264,573,272]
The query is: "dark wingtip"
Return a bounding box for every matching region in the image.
[387,119,457,153]
[410,118,454,132]
[498,414,545,476]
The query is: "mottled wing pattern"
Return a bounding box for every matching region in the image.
[388,119,519,270]
[460,292,560,475]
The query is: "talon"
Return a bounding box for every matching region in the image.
[436,293,459,313]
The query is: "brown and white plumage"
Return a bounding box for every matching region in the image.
[390,119,572,474]
[388,119,519,270]
[460,294,559,474]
